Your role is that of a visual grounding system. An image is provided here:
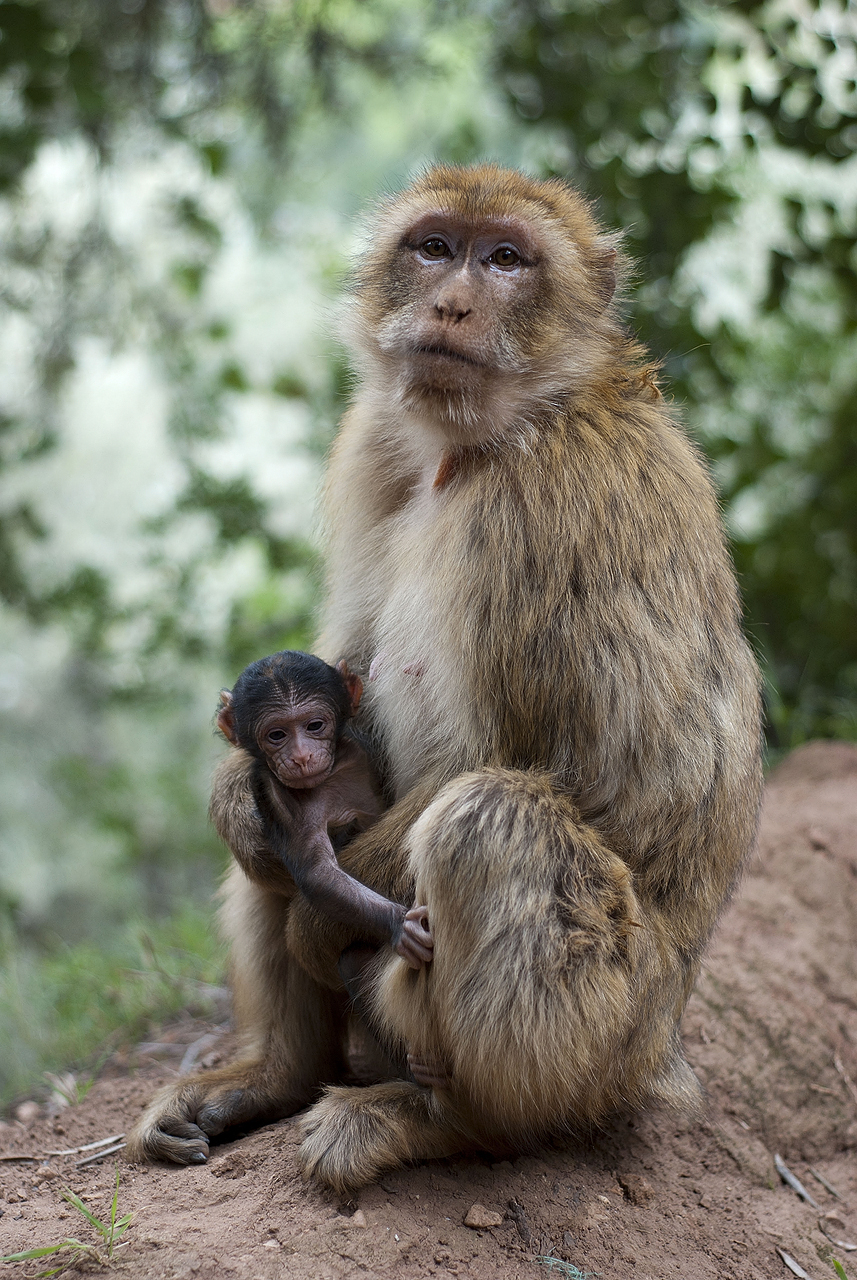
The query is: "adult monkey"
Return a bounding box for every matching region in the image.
[128,165,762,1192]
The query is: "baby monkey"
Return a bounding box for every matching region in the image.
[216,651,434,969]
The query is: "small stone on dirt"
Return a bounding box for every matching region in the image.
[618,1173,655,1206]
[350,1209,367,1227]
[464,1203,503,1229]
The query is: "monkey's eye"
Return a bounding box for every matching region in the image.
[267,729,287,743]
[419,237,451,260]
[305,719,326,733]
[488,245,521,269]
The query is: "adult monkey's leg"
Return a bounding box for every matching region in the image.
[127,867,347,1165]
[298,769,701,1193]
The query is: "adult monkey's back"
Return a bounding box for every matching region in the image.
[128,165,762,1192]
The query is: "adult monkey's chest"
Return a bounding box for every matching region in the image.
[366,473,491,799]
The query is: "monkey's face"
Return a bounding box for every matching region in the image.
[348,166,620,447]
[254,697,340,789]
[372,213,547,438]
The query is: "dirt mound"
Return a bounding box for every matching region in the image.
[2,741,856,1279]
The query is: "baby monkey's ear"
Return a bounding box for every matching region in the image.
[216,689,240,745]
[336,660,364,717]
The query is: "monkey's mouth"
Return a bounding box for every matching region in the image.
[275,764,334,789]
[413,344,484,368]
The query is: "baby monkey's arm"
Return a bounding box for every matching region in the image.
[258,772,434,970]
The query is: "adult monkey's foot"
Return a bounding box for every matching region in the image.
[126,1067,307,1165]
[298,1080,467,1194]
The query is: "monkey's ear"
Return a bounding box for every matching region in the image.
[336,660,364,716]
[593,246,617,309]
[216,689,240,745]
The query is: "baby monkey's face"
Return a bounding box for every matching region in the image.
[254,696,339,789]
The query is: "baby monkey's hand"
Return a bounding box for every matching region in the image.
[392,904,434,969]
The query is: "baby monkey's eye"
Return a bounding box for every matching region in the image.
[305,719,325,732]
[488,245,521,269]
[420,237,451,259]
[267,729,287,743]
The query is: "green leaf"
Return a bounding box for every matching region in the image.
[2,1238,88,1261]
[2,1245,66,1260]
[60,1186,105,1232]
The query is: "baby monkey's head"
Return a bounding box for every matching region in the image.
[216,650,362,789]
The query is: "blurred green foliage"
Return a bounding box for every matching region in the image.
[0,0,854,1102]
[0,904,226,1105]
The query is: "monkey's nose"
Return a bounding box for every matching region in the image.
[434,284,472,322]
[435,301,472,323]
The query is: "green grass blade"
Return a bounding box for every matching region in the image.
[832,1262,849,1280]
[109,1168,119,1246]
[113,1213,133,1239]
[2,1238,90,1262]
[60,1186,105,1233]
[2,1245,67,1261]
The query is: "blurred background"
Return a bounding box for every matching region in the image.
[0,0,855,1108]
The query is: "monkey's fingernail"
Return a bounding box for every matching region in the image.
[190,1151,207,1163]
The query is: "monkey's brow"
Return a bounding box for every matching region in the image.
[401,237,448,251]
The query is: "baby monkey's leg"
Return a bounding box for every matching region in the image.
[337,941,447,1087]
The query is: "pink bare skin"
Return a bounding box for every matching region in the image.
[407,1052,452,1090]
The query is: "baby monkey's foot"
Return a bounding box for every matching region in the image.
[407,1052,451,1090]
[393,904,434,969]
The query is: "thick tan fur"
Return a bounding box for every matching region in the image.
[127,165,762,1193]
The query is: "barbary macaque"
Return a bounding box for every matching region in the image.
[215,650,433,969]
[128,165,762,1193]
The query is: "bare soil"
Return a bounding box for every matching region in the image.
[2,741,857,1280]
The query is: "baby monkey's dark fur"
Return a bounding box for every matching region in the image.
[216,651,433,969]
[226,650,353,756]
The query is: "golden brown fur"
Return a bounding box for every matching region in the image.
[127,164,762,1192]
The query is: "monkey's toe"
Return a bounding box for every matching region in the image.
[196,1088,255,1137]
[298,1084,410,1194]
[127,1085,265,1166]
[298,1080,463,1193]
[130,1121,210,1166]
